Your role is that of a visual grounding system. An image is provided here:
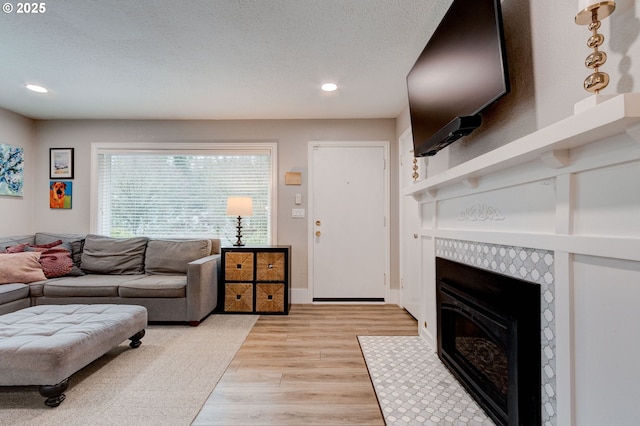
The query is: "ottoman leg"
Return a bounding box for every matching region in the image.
[129,329,145,348]
[39,378,70,407]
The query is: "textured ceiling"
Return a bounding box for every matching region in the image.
[0,0,451,120]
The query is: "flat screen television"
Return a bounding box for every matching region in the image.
[407,0,510,157]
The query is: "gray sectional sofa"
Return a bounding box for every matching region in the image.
[0,232,220,325]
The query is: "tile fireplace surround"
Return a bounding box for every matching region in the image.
[405,94,640,426]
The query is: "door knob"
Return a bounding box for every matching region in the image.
[315,220,321,226]
[315,231,321,237]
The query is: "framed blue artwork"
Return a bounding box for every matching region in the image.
[0,144,24,197]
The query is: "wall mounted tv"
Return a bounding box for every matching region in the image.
[407,0,510,157]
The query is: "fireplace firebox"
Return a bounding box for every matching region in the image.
[436,257,541,426]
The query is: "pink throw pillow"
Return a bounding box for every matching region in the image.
[0,252,47,284]
[5,239,73,278]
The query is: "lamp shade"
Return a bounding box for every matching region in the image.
[226,197,253,216]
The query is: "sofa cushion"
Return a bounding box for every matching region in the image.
[35,232,86,246]
[210,239,221,255]
[24,279,48,297]
[42,275,134,297]
[0,235,35,250]
[0,252,47,284]
[118,275,186,298]
[0,283,29,304]
[145,239,211,275]
[81,234,148,275]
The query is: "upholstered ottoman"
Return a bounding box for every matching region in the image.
[0,304,147,407]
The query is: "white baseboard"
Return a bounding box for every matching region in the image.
[290,288,401,305]
[291,288,309,304]
[387,288,399,305]
[420,327,437,352]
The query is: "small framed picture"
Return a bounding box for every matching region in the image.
[50,148,74,179]
[50,181,72,209]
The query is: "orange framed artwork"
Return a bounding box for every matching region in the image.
[50,181,72,209]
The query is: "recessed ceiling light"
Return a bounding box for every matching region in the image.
[26,84,48,93]
[321,83,338,92]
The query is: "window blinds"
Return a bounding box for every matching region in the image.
[96,149,272,245]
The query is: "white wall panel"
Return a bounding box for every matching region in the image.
[420,235,436,350]
[420,202,435,230]
[573,160,640,237]
[573,255,640,426]
[437,179,556,233]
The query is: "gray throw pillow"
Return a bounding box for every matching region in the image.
[145,239,211,275]
[81,234,148,275]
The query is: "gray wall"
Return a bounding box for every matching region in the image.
[0,109,35,236]
[31,119,397,292]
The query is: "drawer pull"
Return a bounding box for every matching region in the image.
[236,295,242,300]
[236,264,242,269]
[268,295,273,300]
[268,264,274,269]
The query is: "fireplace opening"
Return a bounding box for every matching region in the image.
[436,257,541,426]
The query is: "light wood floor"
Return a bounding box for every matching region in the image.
[193,304,418,425]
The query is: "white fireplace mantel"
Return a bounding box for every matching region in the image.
[405,93,640,200]
[403,93,640,426]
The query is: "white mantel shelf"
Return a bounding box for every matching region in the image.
[405,93,640,199]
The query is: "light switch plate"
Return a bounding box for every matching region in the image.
[292,208,305,218]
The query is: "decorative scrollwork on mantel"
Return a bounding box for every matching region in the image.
[458,203,505,222]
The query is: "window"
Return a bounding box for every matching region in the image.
[92,143,277,246]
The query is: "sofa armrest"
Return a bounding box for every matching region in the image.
[185,254,220,324]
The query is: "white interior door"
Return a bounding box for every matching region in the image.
[399,130,421,319]
[310,142,388,301]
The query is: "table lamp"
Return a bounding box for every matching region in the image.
[226,197,253,246]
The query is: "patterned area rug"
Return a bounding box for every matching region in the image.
[358,335,495,426]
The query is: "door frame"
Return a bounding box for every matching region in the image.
[307,140,391,303]
[398,128,422,319]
